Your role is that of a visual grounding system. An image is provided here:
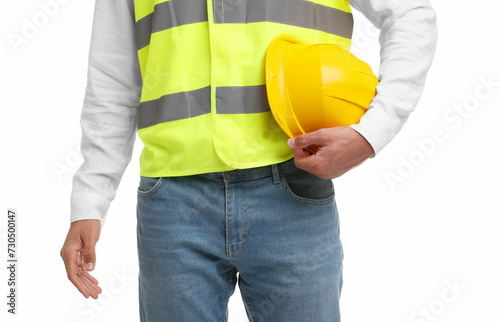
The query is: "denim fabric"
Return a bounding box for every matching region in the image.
[136,158,343,321]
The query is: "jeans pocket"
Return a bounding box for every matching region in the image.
[280,168,335,205]
[137,176,163,196]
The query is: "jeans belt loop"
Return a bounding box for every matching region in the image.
[271,163,280,185]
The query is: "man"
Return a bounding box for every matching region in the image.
[60,0,437,321]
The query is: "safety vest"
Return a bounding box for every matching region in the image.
[134,0,353,177]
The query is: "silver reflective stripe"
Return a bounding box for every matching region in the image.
[213,0,353,39]
[136,0,208,50]
[216,86,270,114]
[138,85,270,129]
[138,86,211,129]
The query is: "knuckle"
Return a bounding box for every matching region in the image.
[60,248,69,260]
[315,128,325,137]
[84,251,96,258]
[318,131,329,142]
[295,135,306,146]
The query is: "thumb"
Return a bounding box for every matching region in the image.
[80,231,99,271]
[287,131,326,150]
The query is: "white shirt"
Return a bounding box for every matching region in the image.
[70,0,438,224]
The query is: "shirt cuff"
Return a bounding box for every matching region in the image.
[350,101,401,157]
[70,188,110,226]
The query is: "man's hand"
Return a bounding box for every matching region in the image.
[60,219,102,299]
[287,126,375,179]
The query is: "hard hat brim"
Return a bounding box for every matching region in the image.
[265,40,303,138]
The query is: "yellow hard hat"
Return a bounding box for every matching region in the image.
[265,39,379,138]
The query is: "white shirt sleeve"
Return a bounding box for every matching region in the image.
[348,0,438,155]
[70,0,141,225]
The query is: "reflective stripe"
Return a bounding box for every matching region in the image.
[136,0,208,50]
[138,85,270,129]
[213,0,353,39]
[216,86,270,114]
[138,86,211,129]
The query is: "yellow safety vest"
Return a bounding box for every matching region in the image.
[134,0,353,177]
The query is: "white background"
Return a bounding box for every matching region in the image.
[1,0,499,321]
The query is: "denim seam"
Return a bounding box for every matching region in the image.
[225,183,245,257]
[243,182,249,251]
[239,280,257,322]
[227,244,247,256]
[137,177,164,196]
[225,180,231,258]
[227,231,248,255]
[227,183,249,257]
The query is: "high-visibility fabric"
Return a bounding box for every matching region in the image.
[134,0,353,177]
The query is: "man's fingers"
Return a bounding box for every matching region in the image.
[67,262,91,298]
[293,147,311,159]
[293,149,322,175]
[76,251,102,297]
[62,244,100,299]
[78,268,102,299]
[79,268,102,293]
[80,267,100,285]
[70,263,101,299]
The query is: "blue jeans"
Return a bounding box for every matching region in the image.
[136,158,343,321]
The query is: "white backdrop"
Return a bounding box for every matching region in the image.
[1,1,499,321]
